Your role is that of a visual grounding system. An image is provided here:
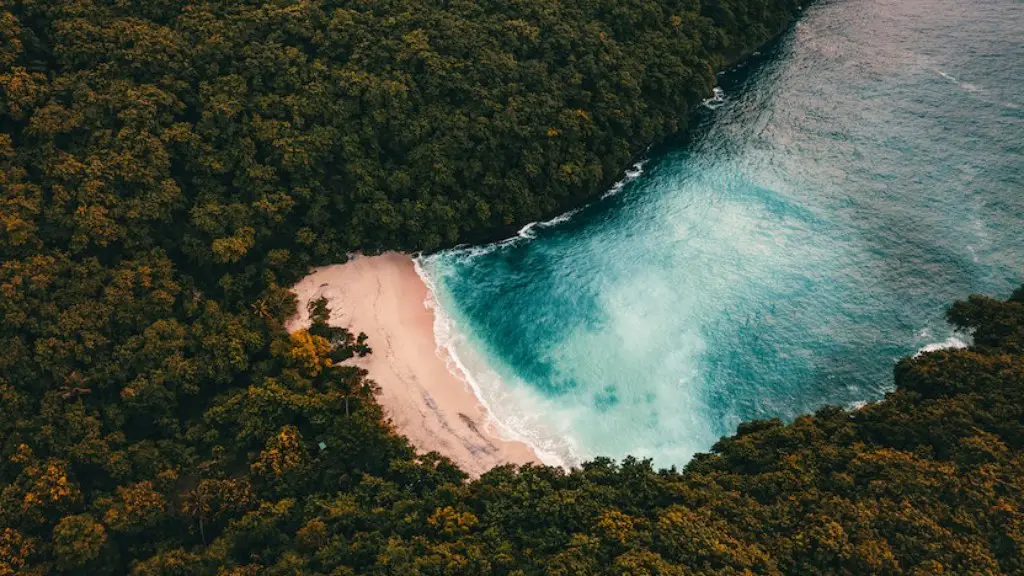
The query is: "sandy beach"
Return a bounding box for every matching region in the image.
[287,252,540,477]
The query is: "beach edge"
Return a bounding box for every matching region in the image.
[287,252,542,477]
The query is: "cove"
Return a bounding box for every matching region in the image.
[418,0,1024,468]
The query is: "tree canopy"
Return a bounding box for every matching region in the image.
[4,0,1022,574]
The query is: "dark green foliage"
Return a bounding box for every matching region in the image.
[1,0,799,269]
[5,0,1021,574]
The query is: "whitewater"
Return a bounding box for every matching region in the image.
[417,0,1024,469]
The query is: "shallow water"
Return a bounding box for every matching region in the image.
[418,0,1024,468]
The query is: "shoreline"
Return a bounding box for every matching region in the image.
[287,252,542,477]
[279,19,808,477]
[416,18,804,255]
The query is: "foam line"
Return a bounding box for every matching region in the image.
[601,160,648,199]
[914,335,970,357]
[413,257,574,470]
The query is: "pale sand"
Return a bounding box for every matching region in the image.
[287,252,540,477]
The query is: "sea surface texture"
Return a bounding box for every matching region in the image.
[418,0,1024,468]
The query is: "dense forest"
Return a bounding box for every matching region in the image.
[2,0,1022,574]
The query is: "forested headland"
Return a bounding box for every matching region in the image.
[2,0,1022,574]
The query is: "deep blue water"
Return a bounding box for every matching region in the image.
[418,0,1024,468]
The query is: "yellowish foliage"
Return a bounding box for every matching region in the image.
[211,226,255,263]
[104,482,166,531]
[428,506,478,537]
[9,443,32,465]
[0,67,48,120]
[296,518,328,550]
[21,460,79,513]
[252,426,305,477]
[596,509,636,545]
[52,514,106,569]
[289,329,333,377]
[0,528,33,576]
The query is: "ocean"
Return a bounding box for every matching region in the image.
[417,0,1024,469]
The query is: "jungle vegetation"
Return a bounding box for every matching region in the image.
[2,0,1022,574]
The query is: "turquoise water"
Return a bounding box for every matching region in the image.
[418,0,1024,468]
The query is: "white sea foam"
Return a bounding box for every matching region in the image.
[517,221,538,240]
[967,244,980,263]
[914,335,971,357]
[441,158,649,261]
[934,68,996,96]
[447,223,539,259]
[434,201,583,261]
[702,87,728,110]
[602,182,626,199]
[408,158,654,468]
[537,208,580,228]
[601,160,648,199]
[933,67,1020,109]
[413,257,576,470]
[442,159,653,260]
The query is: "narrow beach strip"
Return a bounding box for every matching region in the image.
[287,252,540,477]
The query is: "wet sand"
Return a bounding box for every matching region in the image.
[287,253,540,477]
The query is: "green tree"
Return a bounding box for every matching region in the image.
[52,514,106,572]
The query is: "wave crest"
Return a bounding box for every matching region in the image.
[601,160,648,199]
[412,257,575,469]
[914,335,971,357]
[702,87,727,110]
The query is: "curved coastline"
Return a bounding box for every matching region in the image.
[287,252,546,476]
[412,257,573,469]
[282,12,815,477]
